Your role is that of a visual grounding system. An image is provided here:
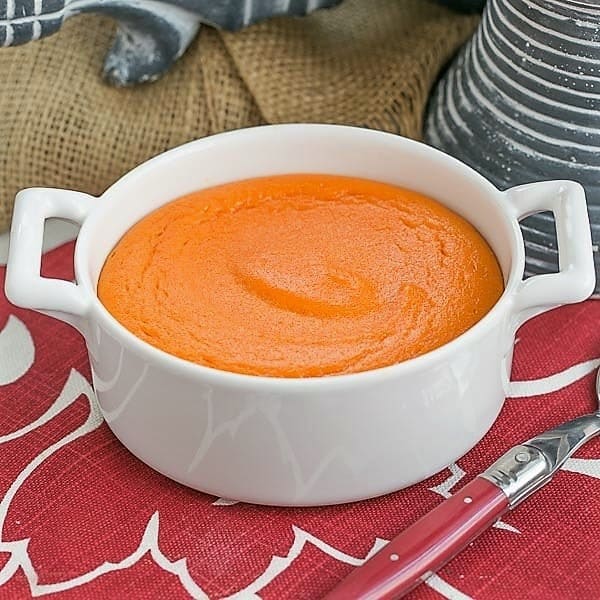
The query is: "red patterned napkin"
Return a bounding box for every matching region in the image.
[1,242,599,600]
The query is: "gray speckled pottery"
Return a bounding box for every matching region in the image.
[0,0,342,85]
[425,0,600,292]
[0,0,485,86]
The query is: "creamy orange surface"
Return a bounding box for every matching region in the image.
[98,175,503,377]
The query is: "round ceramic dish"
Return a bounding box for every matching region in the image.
[5,125,595,506]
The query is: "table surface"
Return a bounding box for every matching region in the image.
[1,231,600,599]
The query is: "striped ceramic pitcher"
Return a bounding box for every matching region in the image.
[425,0,600,292]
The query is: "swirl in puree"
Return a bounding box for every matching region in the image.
[98,175,503,377]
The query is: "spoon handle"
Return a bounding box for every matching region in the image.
[326,406,600,599]
[324,477,508,600]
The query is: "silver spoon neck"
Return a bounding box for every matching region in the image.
[482,412,600,508]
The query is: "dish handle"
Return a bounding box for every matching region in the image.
[5,188,95,331]
[505,180,595,328]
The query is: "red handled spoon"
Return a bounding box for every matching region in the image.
[325,368,600,599]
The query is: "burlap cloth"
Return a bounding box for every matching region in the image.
[0,0,477,232]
